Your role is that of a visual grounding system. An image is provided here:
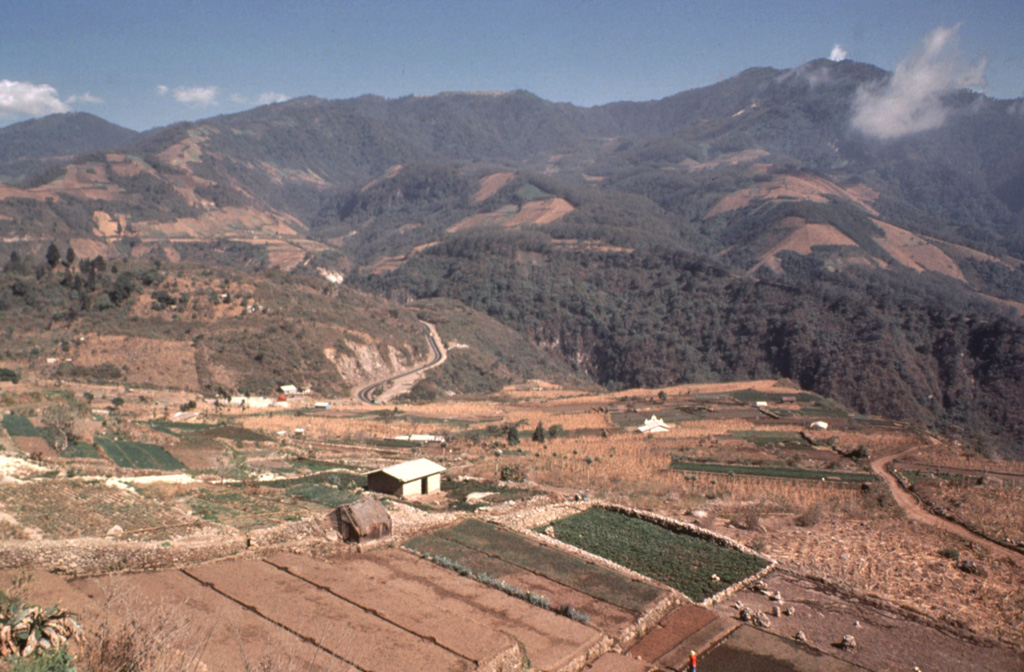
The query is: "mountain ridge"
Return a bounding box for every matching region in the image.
[3,58,1024,455]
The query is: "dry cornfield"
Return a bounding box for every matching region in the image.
[758,516,1024,648]
[913,480,1024,544]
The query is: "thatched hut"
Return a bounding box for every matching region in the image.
[328,497,392,542]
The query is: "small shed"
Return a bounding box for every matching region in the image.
[367,458,446,497]
[328,497,392,542]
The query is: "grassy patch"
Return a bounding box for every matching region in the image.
[898,469,974,487]
[270,458,353,473]
[195,425,271,442]
[441,479,541,512]
[147,420,223,435]
[729,389,827,404]
[731,430,809,448]
[671,459,875,483]
[188,487,303,530]
[261,469,366,491]
[543,507,769,602]
[63,442,103,459]
[283,482,361,508]
[94,438,186,470]
[1,414,44,437]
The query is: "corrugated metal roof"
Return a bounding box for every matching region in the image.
[377,458,445,483]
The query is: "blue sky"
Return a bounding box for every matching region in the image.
[1,0,1021,131]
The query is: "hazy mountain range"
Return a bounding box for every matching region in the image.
[2,57,1024,456]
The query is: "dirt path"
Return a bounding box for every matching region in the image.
[871,445,1022,567]
[355,321,446,404]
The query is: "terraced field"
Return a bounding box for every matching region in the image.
[31,549,603,672]
[405,519,668,637]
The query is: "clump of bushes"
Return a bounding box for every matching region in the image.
[499,464,527,483]
[795,504,822,527]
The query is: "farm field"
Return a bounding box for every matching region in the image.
[9,549,604,672]
[542,508,769,602]
[405,518,667,632]
[670,459,876,483]
[94,437,186,470]
[1,377,1023,671]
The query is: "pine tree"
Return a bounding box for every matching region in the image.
[532,422,546,443]
[45,242,61,268]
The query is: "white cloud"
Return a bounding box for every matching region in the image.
[829,44,847,62]
[0,79,68,116]
[851,24,986,140]
[67,92,102,105]
[255,91,288,105]
[157,84,219,106]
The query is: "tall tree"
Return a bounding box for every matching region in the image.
[45,242,61,268]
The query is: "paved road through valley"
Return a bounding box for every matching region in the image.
[355,321,446,404]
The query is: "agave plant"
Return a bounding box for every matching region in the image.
[0,600,81,658]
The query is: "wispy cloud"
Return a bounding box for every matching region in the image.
[157,84,219,106]
[255,91,288,105]
[67,92,102,105]
[829,44,847,62]
[851,25,986,140]
[0,79,68,116]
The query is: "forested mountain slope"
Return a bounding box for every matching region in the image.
[2,58,1024,454]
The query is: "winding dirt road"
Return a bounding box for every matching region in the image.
[355,320,446,404]
[871,445,1021,567]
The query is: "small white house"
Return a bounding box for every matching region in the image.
[367,458,446,497]
[279,384,299,395]
[809,421,829,430]
[637,415,670,434]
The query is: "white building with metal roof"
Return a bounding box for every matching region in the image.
[366,458,446,497]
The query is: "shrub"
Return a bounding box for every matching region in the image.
[556,605,591,624]
[499,464,527,483]
[6,647,77,671]
[531,422,545,443]
[795,504,822,527]
[0,368,20,383]
[939,547,960,561]
[737,505,762,530]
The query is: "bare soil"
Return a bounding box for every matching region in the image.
[5,548,605,672]
[711,571,1024,672]
[626,604,717,663]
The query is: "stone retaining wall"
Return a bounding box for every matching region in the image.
[0,515,333,576]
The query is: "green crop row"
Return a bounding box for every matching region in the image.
[542,508,769,602]
[1,414,45,437]
[731,430,809,446]
[434,519,664,612]
[671,459,875,482]
[94,438,186,470]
